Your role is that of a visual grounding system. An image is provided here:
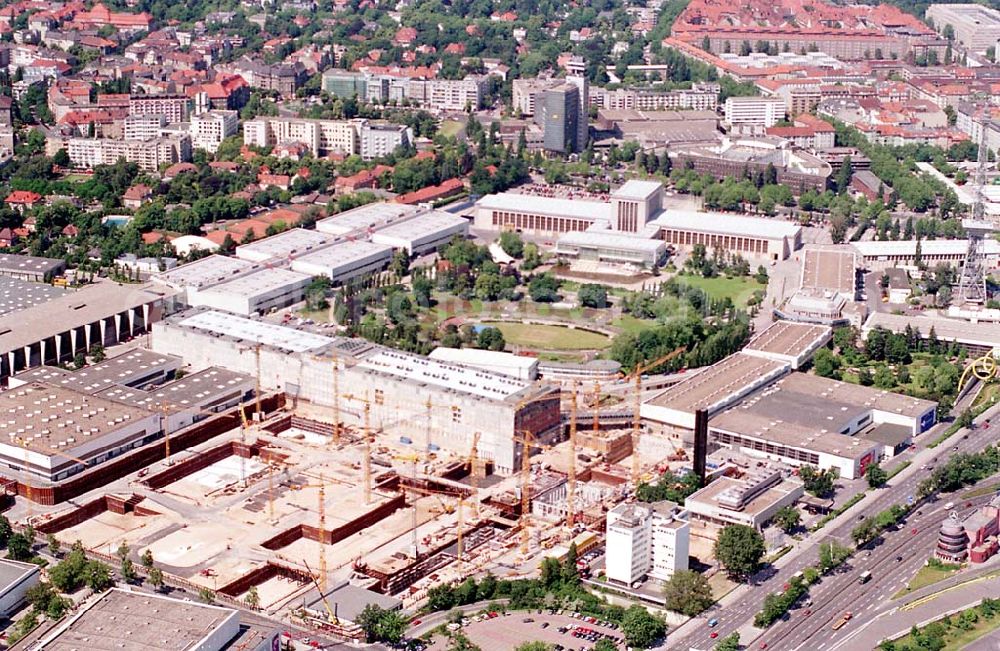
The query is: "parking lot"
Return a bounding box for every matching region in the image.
[426,611,625,650]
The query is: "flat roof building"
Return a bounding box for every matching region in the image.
[685,465,804,532]
[801,247,857,295]
[0,281,164,380]
[606,500,689,586]
[709,372,936,478]
[291,240,394,285]
[554,229,666,268]
[316,202,422,236]
[189,267,313,316]
[742,320,832,369]
[8,349,181,394]
[152,254,258,295]
[926,4,1000,52]
[31,588,278,651]
[370,210,469,256]
[641,353,791,430]
[0,277,70,316]
[851,239,1000,271]
[0,559,39,617]
[0,254,66,282]
[428,347,539,381]
[0,382,160,481]
[863,311,1000,355]
[234,228,335,263]
[649,209,802,261]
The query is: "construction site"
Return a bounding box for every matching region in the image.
[0,323,693,641]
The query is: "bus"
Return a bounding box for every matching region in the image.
[858,570,872,584]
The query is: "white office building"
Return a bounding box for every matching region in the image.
[724,96,786,128]
[191,110,239,153]
[605,501,690,586]
[290,240,394,285]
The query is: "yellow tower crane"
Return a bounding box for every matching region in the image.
[467,431,482,520]
[294,473,330,593]
[512,430,556,556]
[629,347,686,486]
[343,392,375,504]
[567,381,578,528]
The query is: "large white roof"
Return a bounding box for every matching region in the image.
[234,228,334,262]
[428,347,539,370]
[852,239,1000,257]
[292,239,393,270]
[359,349,531,400]
[556,229,665,253]
[650,210,801,240]
[612,180,662,200]
[153,255,256,290]
[475,193,614,221]
[370,210,468,242]
[198,267,311,300]
[178,310,334,352]
[316,202,421,235]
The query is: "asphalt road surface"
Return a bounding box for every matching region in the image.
[673,399,1000,651]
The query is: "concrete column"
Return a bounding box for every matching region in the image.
[142,304,150,331]
[84,323,91,351]
[39,339,45,365]
[99,320,106,347]
[23,345,31,369]
[128,308,136,335]
[70,328,77,355]
[54,334,61,363]
[8,352,15,375]
[114,314,122,342]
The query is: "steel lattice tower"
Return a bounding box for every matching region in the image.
[958,128,994,304]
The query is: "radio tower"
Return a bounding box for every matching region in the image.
[957,126,994,305]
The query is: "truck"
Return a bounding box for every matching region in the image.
[832,612,853,630]
[858,570,872,584]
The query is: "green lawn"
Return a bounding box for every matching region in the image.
[612,314,654,335]
[482,322,611,350]
[894,561,961,598]
[891,604,1000,650]
[671,275,766,306]
[62,173,91,183]
[439,120,465,138]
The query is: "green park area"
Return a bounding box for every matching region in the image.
[439,120,465,138]
[480,322,611,350]
[671,274,766,306]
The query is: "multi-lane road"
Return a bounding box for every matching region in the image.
[673,398,1000,651]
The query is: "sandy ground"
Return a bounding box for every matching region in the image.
[57,510,172,553]
[240,574,309,610]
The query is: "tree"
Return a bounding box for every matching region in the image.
[866,464,888,489]
[593,641,617,651]
[198,587,215,604]
[812,347,840,379]
[499,231,524,258]
[800,465,836,498]
[356,604,407,644]
[305,276,330,311]
[528,273,560,302]
[476,326,506,351]
[621,604,666,648]
[578,283,608,308]
[89,344,105,363]
[47,533,60,556]
[514,644,551,651]
[85,560,114,591]
[715,632,740,651]
[836,155,854,194]
[714,525,765,580]
[773,505,801,533]
[121,556,137,583]
[663,570,714,616]
[390,250,410,280]
[245,585,260,610]
[7,533,31,561]
[0,515,12,547]
[818,540,851,572]
[141,549,154,569]
[148,566,164,592]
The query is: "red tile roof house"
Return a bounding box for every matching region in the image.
[257,172,291,191]
[395,177,465,205]
[334,164,393,193]
[5,190,42,212]
[0,227,18,248]
[122,184,153,209]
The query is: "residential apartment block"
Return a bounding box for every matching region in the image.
[190,110,239,153]
[128,94,190,123]
[46,134,192,171]
[243,117,411,159]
